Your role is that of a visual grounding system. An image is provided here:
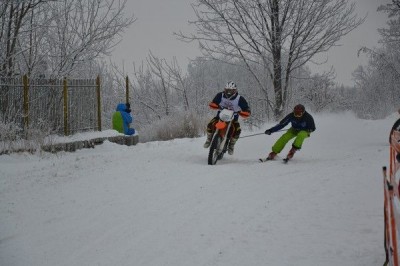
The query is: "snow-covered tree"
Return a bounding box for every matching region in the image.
[0,0,135,78]
[177,0,363,119]
[353,0,400,118]
[378,0,400,44]
[0,0,52,77]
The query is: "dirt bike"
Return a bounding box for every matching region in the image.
[208,108,236,165]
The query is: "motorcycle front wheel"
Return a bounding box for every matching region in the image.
[208,135,222,165]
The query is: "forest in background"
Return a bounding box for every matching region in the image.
[0,0,399,145]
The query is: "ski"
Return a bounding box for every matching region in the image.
[260,156,293,163]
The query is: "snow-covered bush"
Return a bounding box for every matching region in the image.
[0,115,59,154]
[137,111,208,143]
[0,117,22,154]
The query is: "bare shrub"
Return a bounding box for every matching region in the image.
[138,111,208,143]
[0,115,59,154]
[0,117,22,154]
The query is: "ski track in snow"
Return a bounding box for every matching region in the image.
[0,112,395,266]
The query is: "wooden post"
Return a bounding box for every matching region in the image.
[96,75,102,131]
[22,75,29,133]
[125,76,129,104]
[63,77,69,136]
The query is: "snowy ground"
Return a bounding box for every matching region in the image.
[0,112,396,266]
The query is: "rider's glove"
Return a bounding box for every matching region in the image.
[239,111,250,118]
[265,129,272,135]
[209,102,219,110]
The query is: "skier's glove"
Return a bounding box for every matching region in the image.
[265,129,272,135]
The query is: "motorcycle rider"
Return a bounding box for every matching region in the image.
[203,81,251,155]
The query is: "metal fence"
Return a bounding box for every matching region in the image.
[0,75,101,136]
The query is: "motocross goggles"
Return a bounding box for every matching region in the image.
[224,88,237,98]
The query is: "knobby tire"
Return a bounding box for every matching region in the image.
[208,135,222,165]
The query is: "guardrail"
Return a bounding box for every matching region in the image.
[383,131,400,266]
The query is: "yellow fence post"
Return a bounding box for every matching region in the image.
[23,75,29,134]
[96,75,102,131]
[126,75,129,104]
[63,77,69,136]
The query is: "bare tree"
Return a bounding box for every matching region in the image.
[354,0,400,118]
[44,0,135,77]
[353,45,400,118]
[378,0,400,44]
[164,57,191,112]
[0,0,51,77]
[297,72,335,112]
[177,0,363,118]
[0,0,135,78]
[146,52,172,117]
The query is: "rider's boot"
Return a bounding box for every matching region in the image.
[203,133,213,148]
[228,137,238,155]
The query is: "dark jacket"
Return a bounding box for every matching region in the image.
[269,111,316,133]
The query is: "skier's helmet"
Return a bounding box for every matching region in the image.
[224,81,237,98]
[293,104,305,118]
[391,130,400,154]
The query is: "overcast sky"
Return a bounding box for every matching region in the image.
[112,0,390,86]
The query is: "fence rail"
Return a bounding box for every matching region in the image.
[0,75,101,136]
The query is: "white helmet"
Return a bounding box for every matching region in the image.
[224,81,237,98]
[225,81,237,90]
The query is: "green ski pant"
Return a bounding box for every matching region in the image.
[271,128,310,154]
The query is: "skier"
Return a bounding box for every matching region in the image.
[203,81,251,155]
[112,103,135,135]
[263,104,315,161]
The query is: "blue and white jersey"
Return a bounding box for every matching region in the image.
[210,92,251,120]
[219,95,241,112]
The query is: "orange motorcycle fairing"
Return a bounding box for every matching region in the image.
[215,120,227,130]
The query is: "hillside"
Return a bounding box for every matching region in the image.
[0,112,396,266]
